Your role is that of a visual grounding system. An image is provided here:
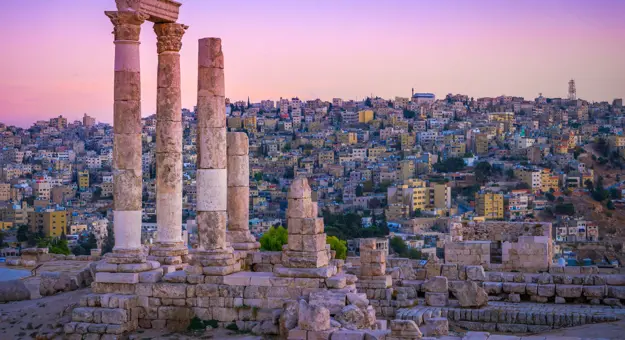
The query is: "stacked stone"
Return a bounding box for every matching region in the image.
[148,22,189,269]
[275,178,335,279]
[226,132,260,251]
[357,238,392,291]
[189,37,239,277]
[106,10,148,266]
[65,293,141,339]
[387,320,423,340]
[423,276,449,307]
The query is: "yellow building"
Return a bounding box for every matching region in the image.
[227,117,243,129]
[0,183,10,201]
[29,210,67,237]
[475,133,489,155]
[367,146,387,160]
[399,160,415,181]
[0,221,13,231]
[540,169,559,192]
[447,141,466,158]
[431,183,451,210]
[243,116,257,131]
[318,150,335,167]
[78,170,90,190]
[400,133,415,151]
[475,192,504,220]
[70,224,88,235]
[337,132,358,145]
[358,110,374,123]
[516,167,542,192]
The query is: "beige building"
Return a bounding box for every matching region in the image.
[0,183,11,201]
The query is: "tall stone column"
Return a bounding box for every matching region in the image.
[226,132,259,250]
[106,10,149,264]
[190,38,239,276]
[149,22,189,268]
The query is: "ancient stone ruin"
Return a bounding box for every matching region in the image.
[62,1,625,339]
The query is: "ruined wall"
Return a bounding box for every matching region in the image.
[444,241,490,267]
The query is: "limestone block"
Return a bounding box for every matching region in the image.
[118,262,152,273]
[227,186,249,224]
[227,155,249,187]
[583,285,606,298]
[465,265,486,281]
[335,305,367,330]
[158,306,193,321]
[390,319,423,338]
[156,120,183,153]
[152,283,186,299]
[113,133,142,172]
[537,284,555,297]
[197,126,226,169]
[95,272,138,284]
[197,67,225,98]
[114,101,142,134]
[329,330,364,340]
[555,284,583,298]
[288,178,312,199]
[608,286,625,299]
[101,308,128,325]
[287,198,315,219]
[483,282,502,295]
[606,275,625,286]
[440,264,458,280]
[113,171,142,210]
[425,292,448,307]
[422,276,448,293]
[274,266,336,278]
[196,169,227,211]
[198,38,224,69]
[227,132,249,155]
[525,283,538,295]
[157,53,182,88]
[502,282,526,294]
[346,293,369,308]
[310,291,347,315]
[282,250,329,268]
[197,95,226,128]
[298,299,330,331]
[361,263,386,277]
[114,71,140,101]
[302,234,327,252]
[196,211,227,250]
[454,281,488,308]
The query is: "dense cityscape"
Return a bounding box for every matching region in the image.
[1,82,624,263]
[2,1,625,339]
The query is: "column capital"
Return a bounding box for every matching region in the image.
[154,23,188,54]
[105,10,149,41]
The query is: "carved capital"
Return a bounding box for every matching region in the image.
[105,11,149,41]
[154,23,188,53]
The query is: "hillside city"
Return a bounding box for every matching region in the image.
[1,82,624,265]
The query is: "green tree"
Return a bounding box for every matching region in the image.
[474,161,493,184]
[356,185,363,197]
[102,223,115,255]
[17,225,30,243]
[259,226,288,251]
[505,169,515,179]
[253,172,263,181]
[610,188,622,199]
[554,203,576,216]
[390,236,408,256]
[326,236,347,260]
[607,200,615,210]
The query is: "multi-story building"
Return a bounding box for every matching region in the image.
[29,208,67,237]
[358,110,374,123]
[78,170,90,190]
[475,192,504,220]
[0,183,11,201]
[33,180,51,201]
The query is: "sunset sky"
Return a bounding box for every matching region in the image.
[1,0,624,127]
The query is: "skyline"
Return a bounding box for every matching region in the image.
[1,0,624,128]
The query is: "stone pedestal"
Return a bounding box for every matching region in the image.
[189,38,239,276]
[357,238,393,291]
[149,22,189,268]
[275,178,334,279]
[107,10,149,266]
[226,132,259,251]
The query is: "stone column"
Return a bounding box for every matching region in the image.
[190,38,239,276]
[149,22,189,268]
[106,10,149,264]
[226,132,260,250]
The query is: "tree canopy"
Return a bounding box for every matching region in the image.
[259,226,288,251]
[326,236,347,260]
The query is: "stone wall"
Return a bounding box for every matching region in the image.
[445,222,553,273]
[444,241,490,267]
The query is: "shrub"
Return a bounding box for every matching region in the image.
[259,226,288,251]
[326,236,347,260]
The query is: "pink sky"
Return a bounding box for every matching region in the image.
[0,0,624,127]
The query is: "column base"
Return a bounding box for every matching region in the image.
[106,248,147,264]
[148,242,189,266]
[231,241,261,251]
[187,246,241,276]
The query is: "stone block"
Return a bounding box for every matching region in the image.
[583,285,606,298]
[287,198,315,219]
[303,234,328,252]
[606,275,625,286]
[537,284,555,297]
[227,155,249,187]
[608,286,625,299]
[153,283,186,299]
[555,284,583,298]
[465,266,486,281]
[483,282,502,295]
[422,276,448,293]
[196,169,227,211]
[100,308,128,325]
[440,264,458,280]
[158,306,193,320]
[309,291,347,315]
[95,272,139,284]
[298,300,331,331]
[502,282,525,294]
[425,292,448,307]
[139,269,163,283]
